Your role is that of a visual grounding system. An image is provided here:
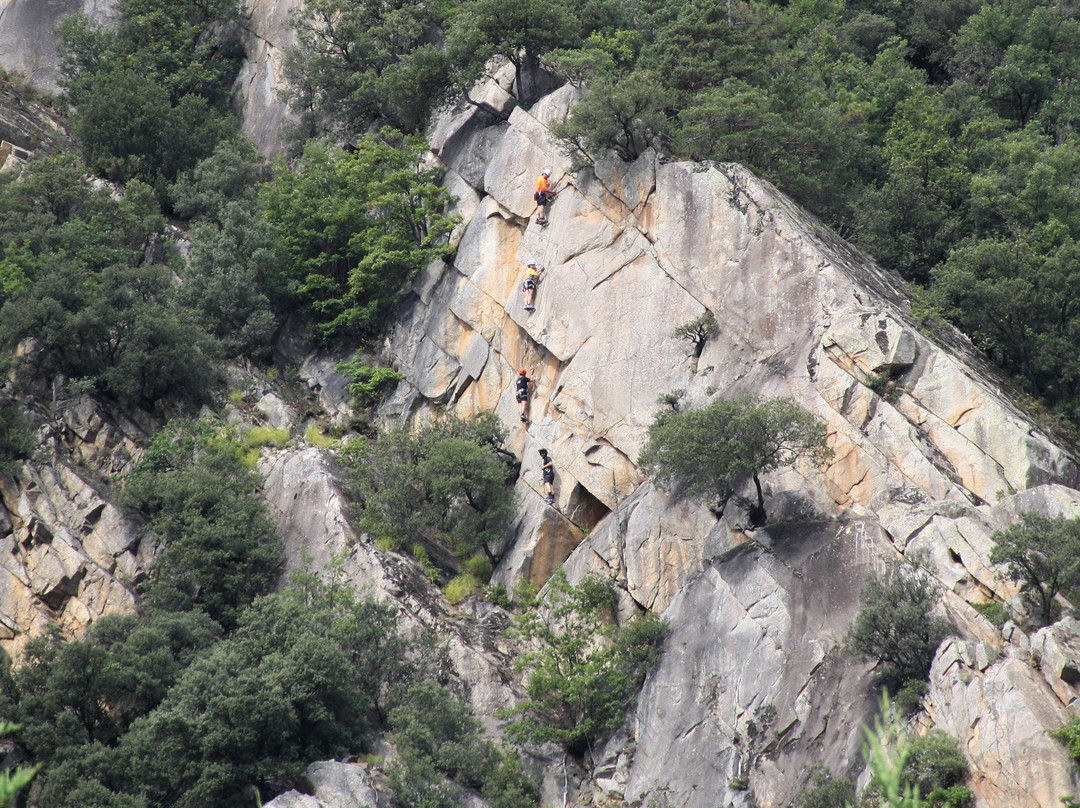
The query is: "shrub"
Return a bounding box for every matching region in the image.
[345,413,517,565]
[847,557,954,691]
[504,570,668,758]
[902,730,971,801]
[445,574,482,605]
[796,765,855,808]
[0,399,32,467]
[464,554,493,581]
[671,311,718,359]
[121,422,284,631]
[386,681,539,808]
[336,359,403,410]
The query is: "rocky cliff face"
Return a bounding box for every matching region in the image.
[1,3,1079,803]
[378,83,1080,806]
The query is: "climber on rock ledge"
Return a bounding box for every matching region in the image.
[534,168,554,225]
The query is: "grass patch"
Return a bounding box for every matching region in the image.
[304,423,338,449]
[445,573,481,605]
[243,426,290,449]
[972,600,1009,629]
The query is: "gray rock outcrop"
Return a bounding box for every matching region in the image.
[377,80,1080,806]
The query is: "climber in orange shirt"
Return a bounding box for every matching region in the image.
[534,168,553,225]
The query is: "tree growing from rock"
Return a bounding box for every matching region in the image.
[345,413,518,566]
[847,556,954,692]
[638,392,832,524]
[261,131,457,341]
[503,570,668,760]
[989,512,1080,627]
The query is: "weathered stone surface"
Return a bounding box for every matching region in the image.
[1030,618,1080,711]
[620,522,884,808]
[263,791,328,808]
[381,93,1080,808]
[255,392,295,431]
[0,461,139,655]
[0,0,118,92]
[307,761,381,808]
[232,0,297,156]
[926,638,1080,808]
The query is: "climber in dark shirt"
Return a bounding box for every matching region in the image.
[516,369,531,423]
[538,448,554,503]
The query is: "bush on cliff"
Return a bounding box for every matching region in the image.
[120,419,285,631]
[503,570,668,759]
[639,392,832,525]
[387,680,540,808]
[345,413,517,567]
[847,556,955,692]
[989,511,1080,627]
[261,131,457,341]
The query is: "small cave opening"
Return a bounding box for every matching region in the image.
[948,548,963,565]
[565,483,611,533]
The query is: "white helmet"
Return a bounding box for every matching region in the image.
[542,167,551,176]
[527,260,537,267]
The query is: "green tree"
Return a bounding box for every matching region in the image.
[13,612,222,764]
[121,426,284,631]
[387,680,539,808]
[901,730,972,807]
[261,131,457,340]
[447,0,582,103]
[796,765,855,808]
[989,512,1080,627]
[112,586,406,808]
[504,570,668,758]
[346,413,517,565]
[283,0,451,136]
[846,557,954,692]
[639,392,832,524]
[551,70,673,163]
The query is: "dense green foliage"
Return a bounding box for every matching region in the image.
[0,723,38,807]
[261,131,457,340]
[639,392,832,523]
[283,0,453,136]
[171,139,283,357]
[387,680,539,808]
[58,0,242,196]
[336,358,404,410]
[847,558,955,692]
[0,155,217,408]
[1,574,414,808]
[901,731,973,807]
[796,766,855,808]
[346,413,517,565]
[0,397,32,467]
[989,511,1080,626]
[504,570,668,758]
[120,419,285,631]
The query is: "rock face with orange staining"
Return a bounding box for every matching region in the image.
[377,77,1080,807]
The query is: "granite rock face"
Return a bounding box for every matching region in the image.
[377,81,1080,807]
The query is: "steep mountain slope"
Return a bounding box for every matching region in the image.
[1,3,1079,804]
[377,82,1080,807]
